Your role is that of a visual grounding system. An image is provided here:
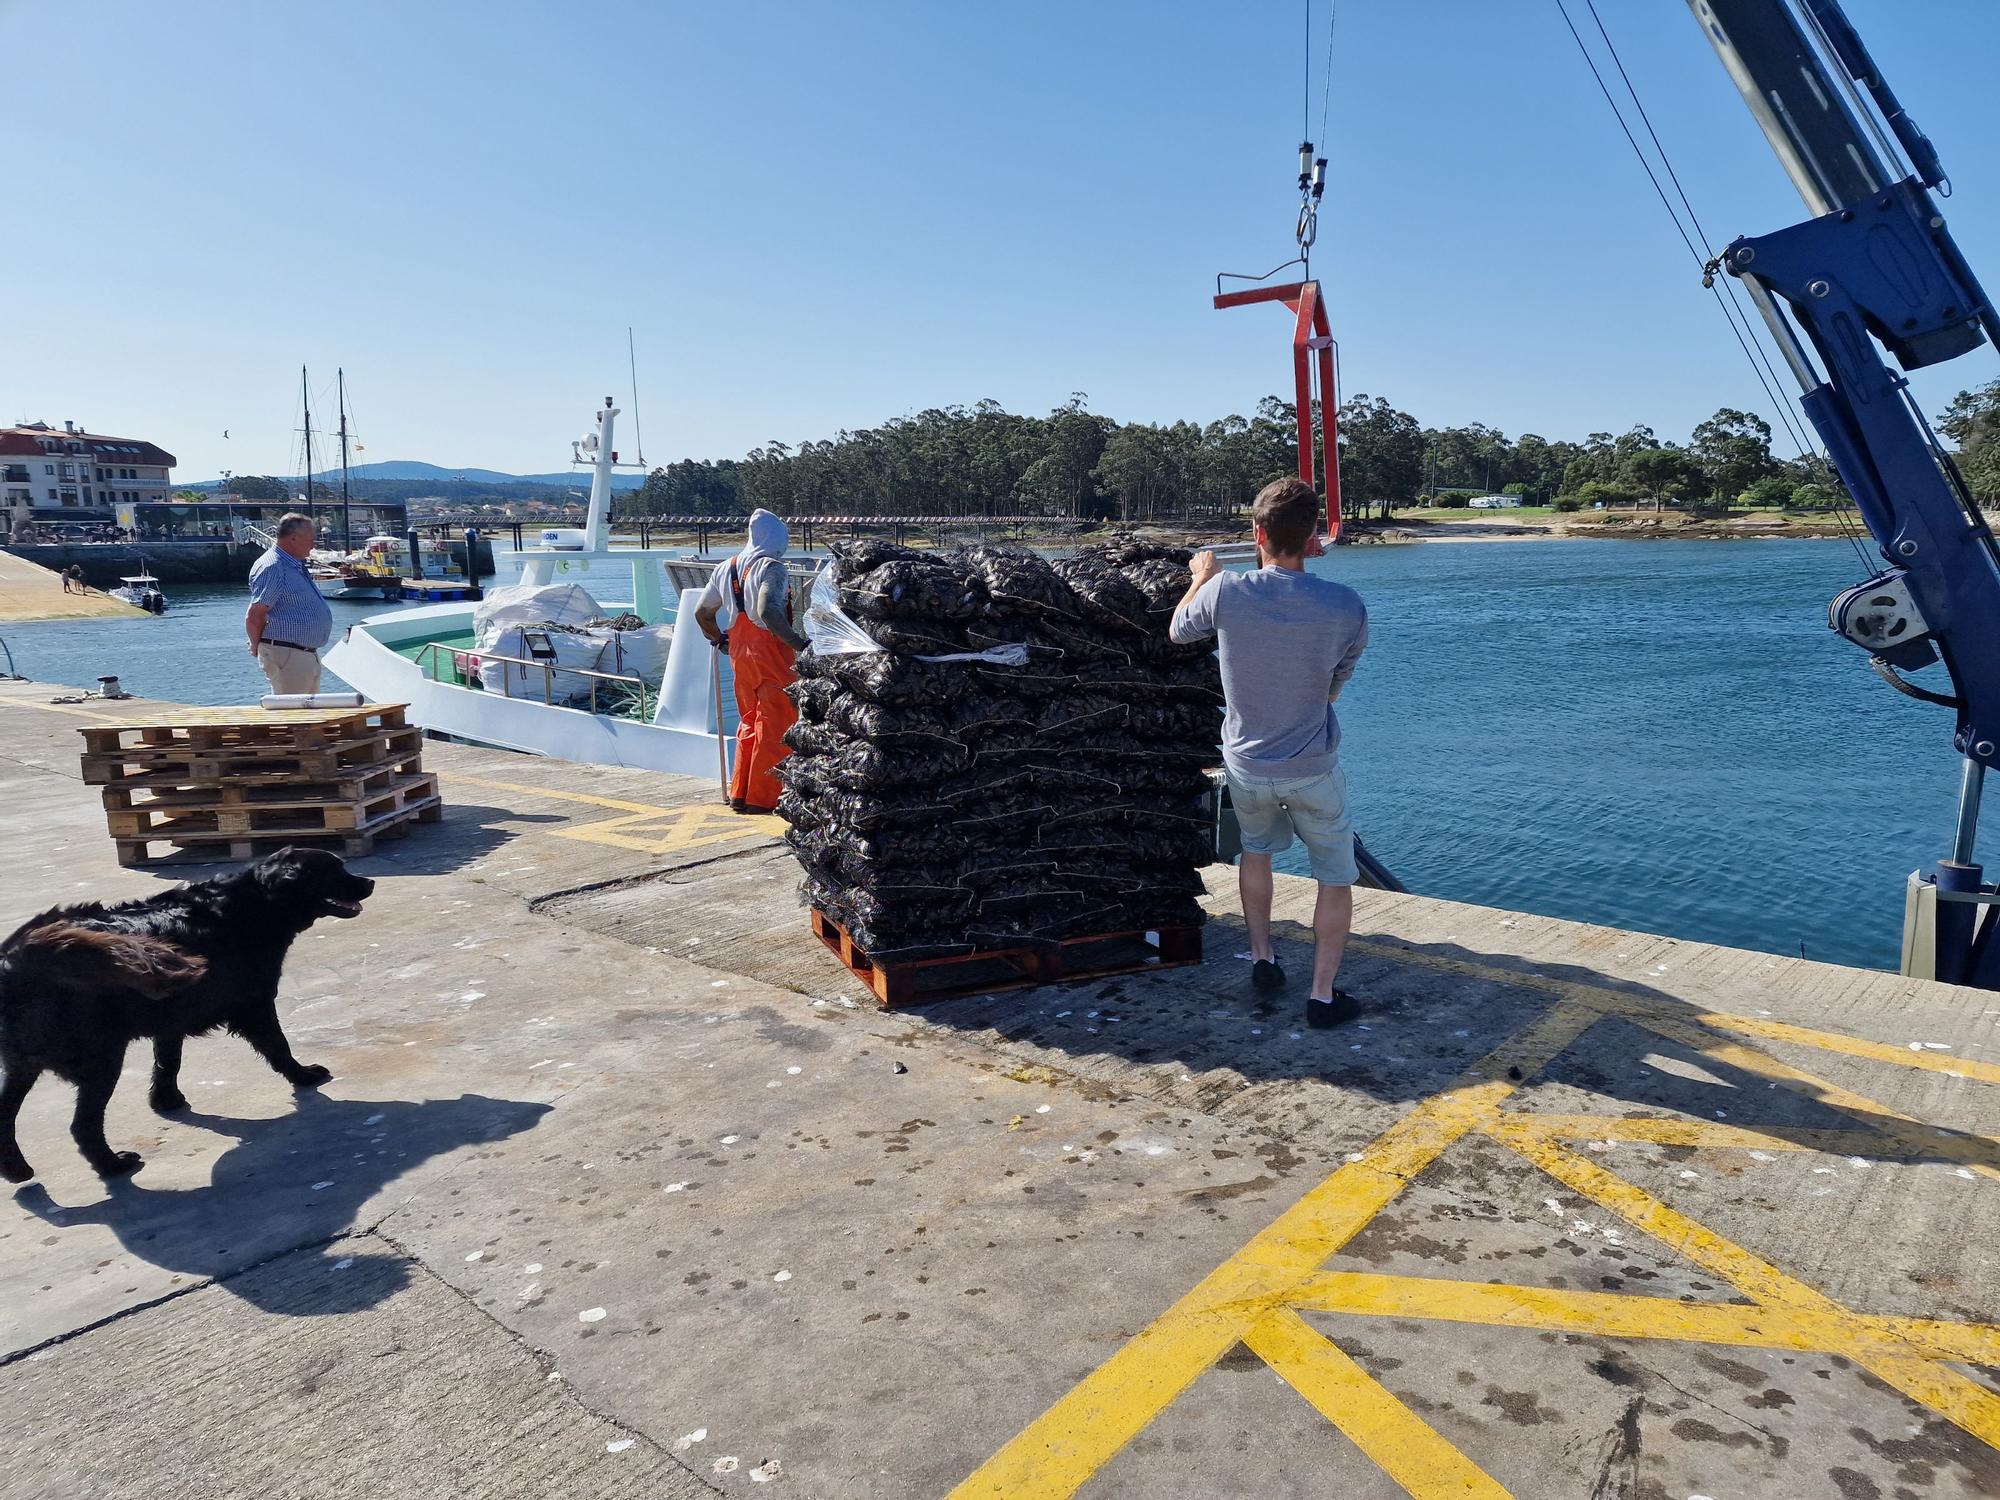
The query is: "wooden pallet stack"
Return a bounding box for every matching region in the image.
[79,703,442,867]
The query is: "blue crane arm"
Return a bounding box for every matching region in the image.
[1692,0,2000,768]
[1692,0,2000,986]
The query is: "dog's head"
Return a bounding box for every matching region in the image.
[252,847,377,925]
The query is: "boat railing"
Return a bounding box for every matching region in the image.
[661,558,820,594]
[412,641,651,721]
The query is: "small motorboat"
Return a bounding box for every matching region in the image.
[110,567,168,614]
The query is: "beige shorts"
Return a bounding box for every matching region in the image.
[257,642,322,696]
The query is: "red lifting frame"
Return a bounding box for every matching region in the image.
[1213,279,1340,544]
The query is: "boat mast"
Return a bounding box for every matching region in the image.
[337,368,353,550]
[586,397,619,550]
[301,365,315,534]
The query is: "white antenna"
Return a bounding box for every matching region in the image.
[627,326,646,467]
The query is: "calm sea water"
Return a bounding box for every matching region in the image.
[0,539,1963,971]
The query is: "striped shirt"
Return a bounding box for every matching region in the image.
[248,547,334,649]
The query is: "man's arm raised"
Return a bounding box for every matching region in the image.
[1169,551,1223,645]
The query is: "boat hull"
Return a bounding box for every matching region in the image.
[110,586,166,613]
[324,599,732,782]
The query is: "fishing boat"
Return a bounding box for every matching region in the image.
[110,565,167,614]
[313,534,415,600]
[326,397,792,778]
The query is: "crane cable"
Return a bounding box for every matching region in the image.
[1552,0,1876,573]
[1295,0,1333,275]
[1317,1,1336,152]
[1577,0,1820,468]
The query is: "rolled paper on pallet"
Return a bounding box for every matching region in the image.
[260,692,366,711]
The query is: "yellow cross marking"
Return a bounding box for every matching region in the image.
[551,804,785,854]
[951,946,2000,1498]
[1246,1306,1511,1499]
[440,771,783,854]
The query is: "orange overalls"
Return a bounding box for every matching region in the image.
[726,562,799,813]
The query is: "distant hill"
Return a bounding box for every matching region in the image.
[186,461,647,491]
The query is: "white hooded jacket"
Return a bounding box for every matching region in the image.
[699,510,805,647]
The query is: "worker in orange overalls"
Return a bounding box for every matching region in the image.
[694,510,808,814]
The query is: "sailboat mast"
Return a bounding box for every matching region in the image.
[301,365,315,530]
[337,367,353,550]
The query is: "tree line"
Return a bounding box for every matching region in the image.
[613,389,1951,524]
[221,381,2000,525]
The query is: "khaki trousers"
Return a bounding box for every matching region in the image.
[257,643,323,695]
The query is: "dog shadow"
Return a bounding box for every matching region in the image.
[13,1090,550,1317]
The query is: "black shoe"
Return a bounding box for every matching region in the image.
[1306,991,1361,1029]
[1250,958,1285,992]
[729,797,748,814]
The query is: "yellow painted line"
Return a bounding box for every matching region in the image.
[1860,1354,2000,1450]
[1490,1112,1999,1174]
[1514,1134,1825,1309]
[955,937,2000,1493]
[946,1000,1601,1499]
[1515,1135,2000,1448]
[1289,1271,2000,1368]
[1693,1009,2000,1087]
[1243,1307,1509,1498]
[439,770,782,853]
[553,806,785,855]
[442,770,706,817]
[1346,936,1997,1085]
[1621,1010,2000,1185]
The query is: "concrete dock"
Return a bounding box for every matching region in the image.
[0,678,1995,1499]
[0,551,143,622]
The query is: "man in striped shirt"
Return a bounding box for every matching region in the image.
[246,512,335,695]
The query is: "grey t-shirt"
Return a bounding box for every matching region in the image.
[1169,565,1368,780]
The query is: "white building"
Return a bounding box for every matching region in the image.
[0,420,177,536]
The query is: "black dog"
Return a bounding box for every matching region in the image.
[0,847,375,1182]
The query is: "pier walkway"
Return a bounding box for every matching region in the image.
[0,679,1994,1498]
[0,551,143,622]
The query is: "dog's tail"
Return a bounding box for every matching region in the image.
[10,923,208,999]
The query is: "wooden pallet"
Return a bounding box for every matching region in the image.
[100,756,421,813]
[81,727,425,788]
[112,799,443,868]
[809,907,1202,1009]
[78,702,407,757]
[103,772,441,839]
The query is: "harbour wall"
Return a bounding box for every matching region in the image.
[3,538,496,589]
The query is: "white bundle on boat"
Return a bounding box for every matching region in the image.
[465,583,675,707]
[595,622,675,690]
[471,582,610,704]
[474,583,604,638]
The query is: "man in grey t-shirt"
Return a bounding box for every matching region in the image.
[1170,478,1368,1027]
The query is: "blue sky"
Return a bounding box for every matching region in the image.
[5,0,1997,482]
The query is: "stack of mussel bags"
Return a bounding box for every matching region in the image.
[778,538,1222,959]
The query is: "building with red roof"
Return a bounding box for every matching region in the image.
[1,420,176,536]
